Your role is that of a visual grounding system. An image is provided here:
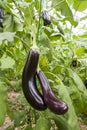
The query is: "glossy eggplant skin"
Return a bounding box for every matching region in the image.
[22,50,47,110]
[37,70,68,115]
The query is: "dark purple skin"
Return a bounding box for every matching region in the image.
[72,60,77,67]
[42,11,51,26]
[37,70,68,115]
[84,79,87,88]
[22,50,47,110]
[0,9,4,28]
[0,18,3,28]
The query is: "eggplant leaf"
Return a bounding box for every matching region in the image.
[57,81,80,130]
[68,68,87,114]
[0,32,15,45]
[0,81,7,126]
[35,116,51,130]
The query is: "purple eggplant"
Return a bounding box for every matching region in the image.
[22,50,47,110]
[0,8,4,28]
[84,79,87,88]
[72,60,77,67]
[42,11,51,26]
[37,70,68,114]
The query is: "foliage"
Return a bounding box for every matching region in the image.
[0,81,7,125]
[0,0,87,129]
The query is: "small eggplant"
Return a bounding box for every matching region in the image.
[42,11,51,26]
[0,9,4,19]
[72,60,77,67]
[0,18,3,27]
[22,50,47,110]
[0,9,4,28]
[84,79,87,88]
[37,70,68,115]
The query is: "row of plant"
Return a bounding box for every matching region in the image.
[0,0,87,130]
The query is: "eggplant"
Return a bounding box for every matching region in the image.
[37,70,68,115]
[0,18,3,28]
[22,50,47,110]
[0,9,4,28]
[42,11,51,26]
[72,60,77,67]
[0,9,4,19]
[84,79,87,88]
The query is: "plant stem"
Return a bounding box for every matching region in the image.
[36,0,42,45]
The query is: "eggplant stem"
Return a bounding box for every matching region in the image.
[36,0,42,46]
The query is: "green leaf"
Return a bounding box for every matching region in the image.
[73,0,87,11]
[57,82,80,130]
[81,15,87,21]
[68,68,86,92]
[69,80,84,113]
[24,6,33,27]
[3,14,14,32]
[0,32,15,45]
[52,0,74,23]
[0,81,7,126]
[67,0,73,5]
[13,110,25,127]
[35,116,51,130]
[45,111,71,130]
[24,125,33,130]
[13,16,23,32]
[76,47,87,55]
[0,55,15,69]
[3,14,23,32]
[52,65,62,74]
[82,90,87,114]
[52,115,71,130]
[68,68,87,114]
[6,126,14,130]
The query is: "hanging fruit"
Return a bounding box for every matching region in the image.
[42,11,51,26]
[22,49,47,110]
[37,70,68,115]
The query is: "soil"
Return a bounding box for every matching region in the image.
[0,90,20,130]
[79,121,87,130]
[0,90,87,130]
